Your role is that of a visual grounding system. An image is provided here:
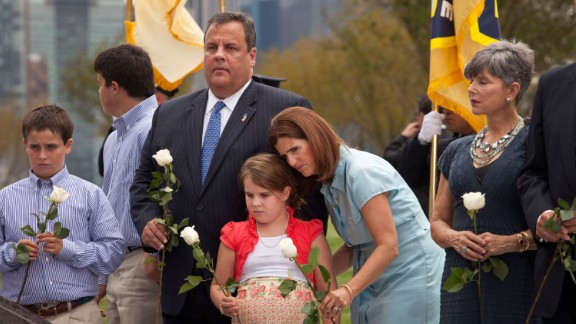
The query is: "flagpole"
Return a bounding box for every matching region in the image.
[219,0,226,12]
[428,104,439,216]
[126,0,133,22]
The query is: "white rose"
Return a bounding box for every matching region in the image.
[49,186,70,204]
[462,192,485,211]
[180,226,200,246]
[279,238,298,259]
[153,149,173,167]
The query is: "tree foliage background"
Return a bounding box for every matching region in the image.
[2,0,575,181]
[257,0,576,153]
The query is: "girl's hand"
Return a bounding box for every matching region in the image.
[219,296,239,318]
[448,230,486,261]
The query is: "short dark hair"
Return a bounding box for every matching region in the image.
[269,107,344,183]
[94,44,155,98]
[22,104,74,143]
[417,95,432,114]
[206,11,256,51]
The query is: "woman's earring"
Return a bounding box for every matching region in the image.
[506,97,511,103]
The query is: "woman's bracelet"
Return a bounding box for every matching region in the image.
[516,231,529,253]
[341,284,353,302]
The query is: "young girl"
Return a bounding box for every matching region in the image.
[210,153,338,323]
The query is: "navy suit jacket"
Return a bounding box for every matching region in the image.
[518,62,576,318]
[130,81,327,322]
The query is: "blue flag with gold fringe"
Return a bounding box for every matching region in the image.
[428,0,501,132]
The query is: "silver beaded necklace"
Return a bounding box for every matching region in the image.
[470,116,524,166]
[256,218,289,248]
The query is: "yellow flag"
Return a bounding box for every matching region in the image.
[125,0,204,91]
[428,0,501,132]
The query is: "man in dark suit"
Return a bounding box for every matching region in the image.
[130,11,326,323]
[518,62,576,323]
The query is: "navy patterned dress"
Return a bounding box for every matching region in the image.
[438,127,539,324]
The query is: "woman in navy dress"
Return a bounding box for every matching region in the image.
[430,40,539,323]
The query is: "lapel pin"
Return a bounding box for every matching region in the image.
[241,113,248,122]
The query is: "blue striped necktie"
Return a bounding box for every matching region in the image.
[201,101,225,183]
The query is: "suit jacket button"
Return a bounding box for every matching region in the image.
[196,204,204,211]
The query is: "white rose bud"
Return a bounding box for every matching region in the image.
[180,226,200,246]
[279,238,298,259]
[153,149,173,167]
[49,186,70,204]
[462,192,485,211]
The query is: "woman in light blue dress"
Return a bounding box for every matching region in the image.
[270,107,445,324]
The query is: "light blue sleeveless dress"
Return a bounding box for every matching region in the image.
[321,146,444,324]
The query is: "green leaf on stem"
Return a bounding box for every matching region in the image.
[545,217,562,233]
[167,224,178,235]
[160,192,172,206]
[562,254,576,271]
[157,261,166,270]
[205,252,213,264]
[318,264,331,284]
[178,218,189,229]
[37,222,47,234]
[147,191,161,203]
[563,256,576,284]
[224,277,238,295]
[179,275,203,294]
[301,301,317,315]
[443,267,475,292]
[15,243,30,264]
[193,247,208,269]
[53,222,70,239]
[301,264,314,274]
[488,257,509,281]
[560,209,574,221]
[45,205,58,221]
[169,173,177,185]
[156,218,166,225]
[481,261,493,273]
[170,234,179,248]
[558,198,571,210]
[560,242,572,256]
[152,171,163,179]
[32,213,41,225]
[314,290,327,301]
[21,225,36,237]
[150,178,163,190]
[307,246,319,269]
[303,315,318,324]
[278,279,297,297]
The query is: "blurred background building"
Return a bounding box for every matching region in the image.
[0,0,341,184]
